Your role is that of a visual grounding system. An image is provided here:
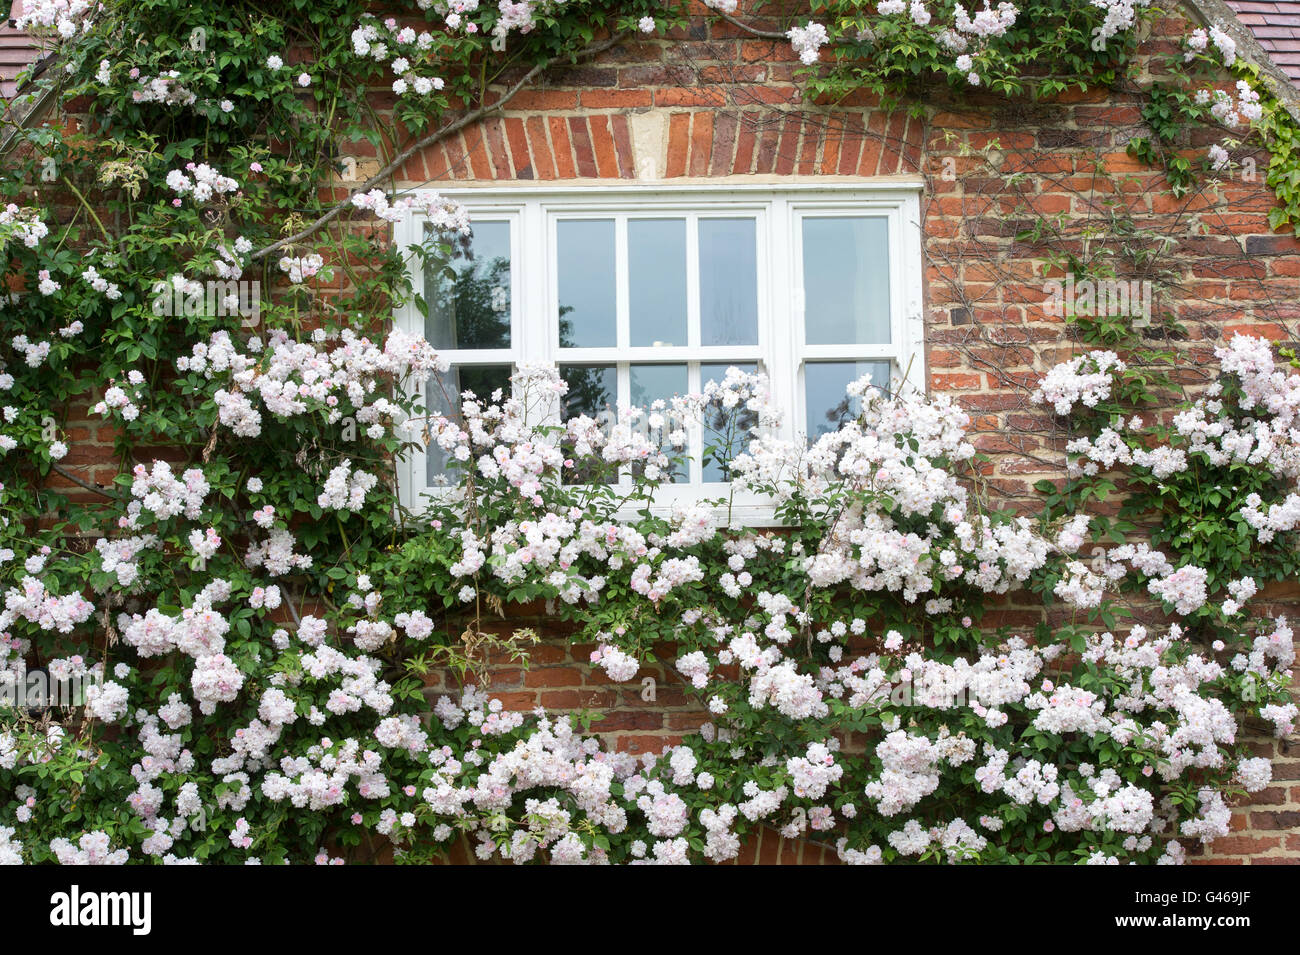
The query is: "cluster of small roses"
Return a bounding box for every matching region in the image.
[874,0,1023,85]
[1186,23,1238,67]
[591,643,641,682]
[350,188,470,234]
[0,574,95,635]
[1198,79,1263,129]
[182,326,445,443]
[277,254,325,285]
[128,70,197,107]
[786,22,830,65]
[49,831,128,865]
[79,264,121,301]
[91,372,145,422]
[0,826,21,865]
[165,163,239,205]
[391,688,761,865]
[1090,0,1150,45]
[432,366,790,597]
[1146,565,1209,617]
[726,383,1063,601]
[1214,334,1300,480]
[1056,339,1300,593]
[0,205,49,251]
[1032,350,1126,416]
[9,334,51,368]
[14,0,93,38]
[1084,620,1295,743]
[952,0,1018,37]
[84,678,130,723]
[0,628,29,687]
[1182,21,1264,168]
[731,379,969,499]
[1064,421,1187,479]
[1242,491,1300,543]
[676,363,781,431]
[351,17,450,98]
[122,460,209,529]
[95,618,418,863]
[317,460,378,512]
[351,1,572,100]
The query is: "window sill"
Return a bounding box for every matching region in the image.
[399,481,786,529]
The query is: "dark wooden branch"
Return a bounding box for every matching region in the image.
[250,32,629,262]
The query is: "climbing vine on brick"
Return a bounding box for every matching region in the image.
[0,0,1294,866]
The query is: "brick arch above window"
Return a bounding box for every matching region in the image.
[394,108,926,186]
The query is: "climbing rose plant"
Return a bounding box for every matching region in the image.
[0,0,1295,864]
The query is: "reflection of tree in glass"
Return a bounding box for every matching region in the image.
[701,365,757,482]
[822,396,854,435]
[427,239,510,350]
[425,364,512,486]
[630,382,688,485]
[556,304,614,423]
[701,402,754,482]
[814,379,890,445]
[558,353,617,486]
[454,366,512,403]
[558,303,576,349]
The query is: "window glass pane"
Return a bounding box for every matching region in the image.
[557,219,616,347]
[802,216,890,345]
[424,220,511,350]
[701,362,758,482]
[560,364,617,485]
[804,360,890,443]
[425,364,513,485]
[630,363,688,483]
[629,219,687,347]
[629,363,687,410]
[560,364,617,421]
[699,218,758,346]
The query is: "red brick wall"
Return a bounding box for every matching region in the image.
[43,2,1298,862]
[375,4,1300,863]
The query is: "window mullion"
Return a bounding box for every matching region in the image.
[770,198,799,448]
[396,212,422,509]
[531,201,563,428]
[689,361,701,485]
[888,207,905,376]
[618,359,631,487]
[900,197,925,395]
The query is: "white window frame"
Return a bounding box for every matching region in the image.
[394,182,925,524]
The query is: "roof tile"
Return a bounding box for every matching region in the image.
[0,1,42,99]
[1228,0,1300,83]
